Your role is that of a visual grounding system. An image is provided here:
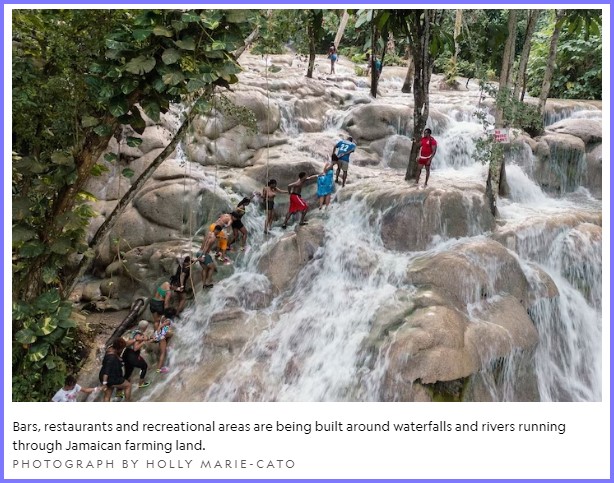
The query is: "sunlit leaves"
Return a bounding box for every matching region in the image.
[124,55,156,75]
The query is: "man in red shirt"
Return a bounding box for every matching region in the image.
[415,128,437,188]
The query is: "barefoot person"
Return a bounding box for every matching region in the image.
[317,161,336,210]
[228,195,253,251]
[197,225,221,288]
[328,42,338,74]
[262,179,286,234]
[282,172,318,228]
[211,213,233,264]
[415,128,438,188]
[333,136,356,187]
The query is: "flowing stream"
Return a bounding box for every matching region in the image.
[140,75,601,402]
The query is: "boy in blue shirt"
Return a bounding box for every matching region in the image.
[332,136,356,187]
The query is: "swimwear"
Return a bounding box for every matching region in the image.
[232,218,244,230]
[331,53,338,62]
[288,193,308,214]
[199,253,214,267]
[266,199,274,211]
[153,324,171,342]
[149,299,164,315]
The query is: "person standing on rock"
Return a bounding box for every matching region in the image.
[99,338,132,402]
[317,161,336,210]
[262,179,287,234]
[228,195,253,251]
[282,172,318,229]
[328,42,338,74]
[415,128,438,188]
[123,320,151,388]
[150,280,173,327]
[333,135,356,187]
[197,225,221,288]
[211,213,233,264]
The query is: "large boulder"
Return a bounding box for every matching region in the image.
[341,181,495,252]
[257,221,325,292]
[546,118,602,145]
[586,143,602,198]
[405,238,530,307]
[533,133,586,192]
[371,288,538,401]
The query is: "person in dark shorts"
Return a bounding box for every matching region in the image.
[150,280,172,327]
[197,225,221,288]
[262,179,287,234]
[228,196,253,251]
[171,256,192,314]
[123,320,151,388]
[99,338,131,402]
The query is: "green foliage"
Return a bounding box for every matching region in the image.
[474,82,542,172]
[12,9,252,401]
[526,12,602,100]
[12,290,79,401]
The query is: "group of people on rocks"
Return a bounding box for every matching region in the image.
[55,308,177,402]
[56,127,437,402]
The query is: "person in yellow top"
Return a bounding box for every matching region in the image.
[210,213,233,264]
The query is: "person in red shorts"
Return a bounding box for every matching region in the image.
[415,128,438,188]
[282,171,318,229]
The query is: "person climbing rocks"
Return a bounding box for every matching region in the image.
[282,171,318,229]
[415,128,438,188]
[51,375,99,402]
[197,225,221,288]
[152,308,175,375]
[170,256,192,314]
[317,160,336,210]
[228,195,253,251]
[123,320,151,389]
[150,279,173,327]
[333,135,356,187]
[262,179,287,234]
[328,42,338,74]
[99,338,131,402]
[211,213,233,264]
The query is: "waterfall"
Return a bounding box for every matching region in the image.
[132,61,600,403]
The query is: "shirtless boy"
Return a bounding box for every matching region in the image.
[282,171,318,228]
[262,179,286,234]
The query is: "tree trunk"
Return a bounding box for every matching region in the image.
[538,10,565,118]
[62,88,214,299]
[495,9,518,127]
[513,9,541,100]
[405,10,433,182]
[401,45,414,93]
[307,14,316,78]
[452,9,463,65]
[334,10,349,48]
[370,20,379,98]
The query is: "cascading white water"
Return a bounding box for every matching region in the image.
[142,72,601,402]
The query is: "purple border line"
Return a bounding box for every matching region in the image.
[0,0,614,483]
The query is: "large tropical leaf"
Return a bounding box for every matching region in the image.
[125,55,157,75]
